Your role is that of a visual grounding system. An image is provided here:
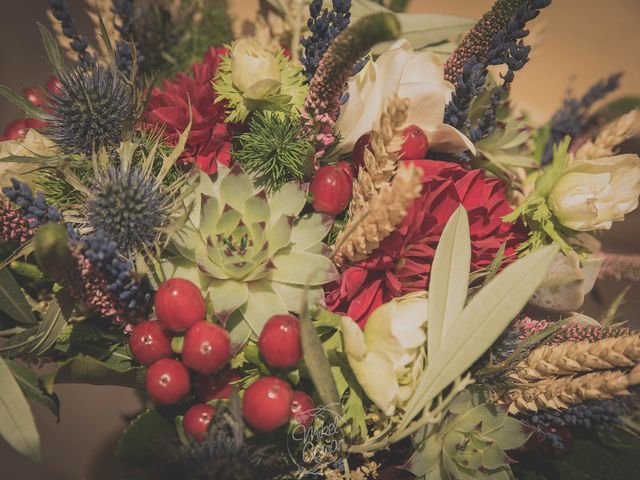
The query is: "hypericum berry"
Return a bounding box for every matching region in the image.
[258,314,302,368]
[183,403,216,443]
[309,162,353,215]
[129,321,172,366]
[24,87,45,108]
[242,376,294,433]
[4,119,29,140]
[399,125,429,159]
[290,391,315,429]
[182,321,231,375]
[45,75,62,95]
[194,369,241,402]
[352,131,372,173]
[155,278,206,332]
[145,358,191,405]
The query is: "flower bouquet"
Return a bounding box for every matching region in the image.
[1,0,639,478]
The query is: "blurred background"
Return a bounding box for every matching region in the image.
[0,0,638,478]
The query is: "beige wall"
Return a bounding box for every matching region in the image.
[0,1,639,479]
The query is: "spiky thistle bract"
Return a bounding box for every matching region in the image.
[62,125,192,256]
[46,64,134,154]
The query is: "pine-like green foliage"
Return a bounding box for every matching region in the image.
[234,113,312,192]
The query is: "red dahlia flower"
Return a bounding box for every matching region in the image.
[143,47,235,174]
[326,160,526,327]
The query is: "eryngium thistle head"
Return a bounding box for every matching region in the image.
[47,65,133,154]
[87,165,166,252]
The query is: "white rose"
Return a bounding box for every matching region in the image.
[230,39,281,95]
[334,39,474,156]
[341,292,428,416]
[548,154,640,231]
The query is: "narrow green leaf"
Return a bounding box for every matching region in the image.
[0,357,41,463]
[6,360,59,420]
[116,409,174,467]
[42,355,144,395]
[400,245,558,432]
[0,85,45,120]
[483,243,507,286]
[300,292,343,418]
[428,206,470,361]
[0,268,37,325]
[601,286,631,327]
[28,291,75,356]
[37,23,64,74]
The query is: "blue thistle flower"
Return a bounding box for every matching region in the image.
[46,65,134,155]
[300,0,352,80]
[86,164,169,253]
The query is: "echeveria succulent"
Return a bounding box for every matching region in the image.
[407,390,530,480]
[164,165,337,343]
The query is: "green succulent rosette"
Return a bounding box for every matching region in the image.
[408,390,531,480]
[164,165,337,344]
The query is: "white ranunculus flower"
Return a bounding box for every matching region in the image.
[334,39,474,156]
[548,154,640,231]
[230,39,281,94]
[341,291,428,416]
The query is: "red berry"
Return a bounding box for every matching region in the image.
[4,119,29,140]
[399,125,429,160]
[290,391,315,429]
[183,403,215,442]
[309,163,353,215]
[155,278,206,332]
[145,358,191,405]
[24,87,45,108]
[352,131,372,173]
[45,76,62,95]
[194,369,241,401]
[242,376,294,432]
[258,314,302,368]
[182,321,231,375]
[25,118,46,130]
[129,321,173,366]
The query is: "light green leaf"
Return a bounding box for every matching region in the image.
[0,85,45,120]
[239,280,288,337]
[6,360,59,419]
[42,355,144,395]
[115,409,174,467]
[0,268,37,325]
[428,206,470,360]
[291,214,333,251]
[0,357,41,463]
[299,290,343,419]
[37,23,63,74]
[399,245,558,433]
[270,251,337,285]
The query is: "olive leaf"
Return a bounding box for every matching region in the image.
[116,409,174,467]
[427,205,470,360]
[0,268,37,325]
[6,359,59,420]
[0,357,41,463]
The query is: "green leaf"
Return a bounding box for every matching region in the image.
[428,206,470,361]
[534,137,571,198]
[483,243,507,286]
[299,290,343,419]
[399,245,558,432]
[37,23,64,74]
[0,85,45,120]
[28,291,75,356]
[42,355,144,395]
[0,357,41,463]
[116,409,175,467]
[6,360,59,419]
[0,268,37,325]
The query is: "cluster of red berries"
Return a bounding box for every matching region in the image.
[308,125,429,216]
[242,314,315,433]
[129,278,231,440]
[1,76,61,141]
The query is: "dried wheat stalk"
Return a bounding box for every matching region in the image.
[576,109,639,160]
[332,162,422,267]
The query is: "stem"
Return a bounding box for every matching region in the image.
[0,327,27,337]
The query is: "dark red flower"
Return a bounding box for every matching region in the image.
[143,47,235,174]
[326,160,527,327]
